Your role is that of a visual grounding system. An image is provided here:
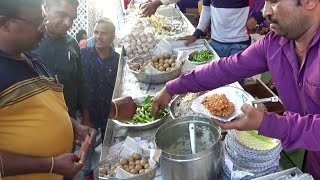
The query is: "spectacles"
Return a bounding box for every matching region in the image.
[12,16,49,30]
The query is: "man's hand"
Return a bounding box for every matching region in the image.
[212,104,264,131]
[246,16,258,30]
[53,153,84,177]
[112,96,137,121]
[141,0,162,17]
[151,87,173,116]
[72,120,96,146]
[177,35,198,46]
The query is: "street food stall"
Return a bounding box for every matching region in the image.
[98,2,312,180]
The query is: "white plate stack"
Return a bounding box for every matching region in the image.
[223,130,282,179]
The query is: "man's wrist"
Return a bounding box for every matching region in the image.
[155,0,163,7]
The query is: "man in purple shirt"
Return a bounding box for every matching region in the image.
[151,0,320,178]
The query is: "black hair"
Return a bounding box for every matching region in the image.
[76,29,87,42]
[0,0,43,17]
[45,0,79,7]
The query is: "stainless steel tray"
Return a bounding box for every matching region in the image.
[252,167,303,180]
[127,55,182,84]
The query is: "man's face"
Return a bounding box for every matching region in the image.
[45,1,77,36]
[93,23,115,49]
[3,6,46,51]
[263,0,309,40]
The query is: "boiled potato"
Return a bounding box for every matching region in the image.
[139,169,145,174]
[158,55,165,60]
[132,63,140,69]
[166,67,171,72]
[128,156,134,162]
[135,160,141,165]
[140,159,147,166]
[135,164,143,171]
[137,49,143,54]
[129,165,135,170]
[129,161,135,166]
[159,59,165,64]
[130,169,138,175]
[144,163,150,169]
[120,158,129,165]
[132,153,141,160]
[163,63,169,68]
[152,56,158,62]
[159,66,165,71]
[99,167,108,174]
[143,47,149,53]
[168,59,175,65]
[141,37,147,43]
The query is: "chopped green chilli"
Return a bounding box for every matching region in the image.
[124,95,169,125]
[190,50,214,63]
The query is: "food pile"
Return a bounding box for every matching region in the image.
[124,95,169,125]
[128,53,177,73]
[123,20,157,59]
[99,153,152,177]
[147,13,187,37]
[173,92,205,117]
[189,50,214,63]
[202,94,235,117]
[149,53,176,72]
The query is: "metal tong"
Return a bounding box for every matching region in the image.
[241,94,279,104]
[251,96,279,104]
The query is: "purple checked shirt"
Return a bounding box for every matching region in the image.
[166,26,320,178]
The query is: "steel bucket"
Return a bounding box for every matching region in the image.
[155,116,223,180]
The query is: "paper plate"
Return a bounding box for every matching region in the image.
[191,86,254,122]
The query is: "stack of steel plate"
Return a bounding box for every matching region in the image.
[223,130,282,179]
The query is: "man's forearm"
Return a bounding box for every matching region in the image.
[0,151,51,177]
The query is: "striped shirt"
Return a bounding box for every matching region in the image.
[194,0,251,44]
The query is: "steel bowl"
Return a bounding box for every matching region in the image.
[112,95,168,130]
[99,157,156,180]
[186,49,218,65]
[169,92,207,119]
[127,55,182,84]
